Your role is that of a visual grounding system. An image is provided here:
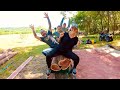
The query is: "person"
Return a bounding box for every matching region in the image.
[29,12,59,56]
[86,39,92,44]
[29,13,70,76]
[52,17,70,41]
[45,24,80,76]
[60,17,70,32]
[52,25,63,42]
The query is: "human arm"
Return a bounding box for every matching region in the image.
[29,24,41,41]
[57,32,64,43]
[44,12,52,32]
[60,17,64,26]
[76,40,80,47]
[73,37,79,49]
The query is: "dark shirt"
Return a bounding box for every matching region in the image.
[40,30,59,48]
[59,32,78,51]
[52,31,60,39]
[62,28,68,32]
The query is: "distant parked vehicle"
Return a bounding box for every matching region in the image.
[99,32,113,42]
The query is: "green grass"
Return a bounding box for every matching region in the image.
[78,34,120,49]
[0,27,47,35]
[0,44,49,79]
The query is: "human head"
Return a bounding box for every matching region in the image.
[71,22,78,32]
[70,26,78,35]
[57,25,62,32]
[40,29,47,37]
[54,27,56,30]
[62,23,66,28]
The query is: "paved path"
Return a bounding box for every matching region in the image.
[75,48,120,79]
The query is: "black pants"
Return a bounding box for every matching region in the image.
[46,46,80,69]
[42,48,54,56]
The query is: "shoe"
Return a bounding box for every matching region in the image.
[46,69,51,76]
[50,64,61,71]
[70,68,76,74]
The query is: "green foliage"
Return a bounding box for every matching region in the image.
[72,11,120,35]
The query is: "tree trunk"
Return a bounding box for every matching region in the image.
[49,55,74,79]
[0,54,6,60]
[0,51,16,60]
[107,11,110,33]
[100,12,103,32]
[113,20,115,35]
[113,12,117,35]
[0,49,16,60]
[0,52,18,65]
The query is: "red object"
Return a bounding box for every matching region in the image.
[73,50,120,79]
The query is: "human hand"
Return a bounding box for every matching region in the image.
[59,32,64,38]
[44,12,49,18]
[29,24,34,30]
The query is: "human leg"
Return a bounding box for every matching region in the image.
[62,51,80,74]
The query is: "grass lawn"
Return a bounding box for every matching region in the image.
[77,34,120,49]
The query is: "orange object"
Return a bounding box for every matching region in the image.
[91,40,94,44]
[51,64,61,71]
[58,58,71,70]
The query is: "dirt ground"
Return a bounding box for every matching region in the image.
[14,46,120,79]
[14,55,47,79]
[0,34,45,49]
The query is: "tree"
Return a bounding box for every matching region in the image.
[72,11,120,35]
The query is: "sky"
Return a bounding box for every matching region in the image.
[0,11,77,28]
